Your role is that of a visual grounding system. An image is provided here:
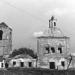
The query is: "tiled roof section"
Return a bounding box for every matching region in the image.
[0,22,12,31]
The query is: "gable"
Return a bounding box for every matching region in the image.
[0,22,12,31]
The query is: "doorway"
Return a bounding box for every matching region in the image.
[49,62,55,69]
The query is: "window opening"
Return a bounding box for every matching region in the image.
[13,61,16,65]
[54,22,56,26]
[29,62,32,67]
[51,47,55,53]
[45,46,50,53]
[20,62,24,67]
[1,63,3,67]
[0,30,3,40]
[61,61,65,67]
[58,47,62,53]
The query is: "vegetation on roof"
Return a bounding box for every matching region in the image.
[9,47,37,59]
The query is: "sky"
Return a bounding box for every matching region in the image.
[0,0,75,52]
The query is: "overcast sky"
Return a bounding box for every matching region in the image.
[0,0,75,52]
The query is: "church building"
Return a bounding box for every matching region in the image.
[36,16,70,70]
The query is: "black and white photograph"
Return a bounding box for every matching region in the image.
[0,0,75,75]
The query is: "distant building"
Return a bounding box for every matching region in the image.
[36,16,70,70]
[7,54,36,68]
[0,22,12,56]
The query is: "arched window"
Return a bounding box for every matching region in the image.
[51,47,55,53]
[0,30,3,40]
[45,46,50,53]
[58,44,63,53]
[58,47,62,53]
[44,44,50,54]
[54,22,56,26]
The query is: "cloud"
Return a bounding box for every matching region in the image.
[33,31,43,37]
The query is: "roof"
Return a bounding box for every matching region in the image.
[14,54,33,59]
[0,22,12,31]
[5,54,33,62]
[37,27,69,39]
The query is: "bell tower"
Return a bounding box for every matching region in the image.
[49,16,56,28]
[0,22,12,56]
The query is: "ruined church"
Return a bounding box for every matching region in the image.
[0,17,72,70]
[36,16,70,70]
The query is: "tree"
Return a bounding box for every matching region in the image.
[9,47,37,58]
